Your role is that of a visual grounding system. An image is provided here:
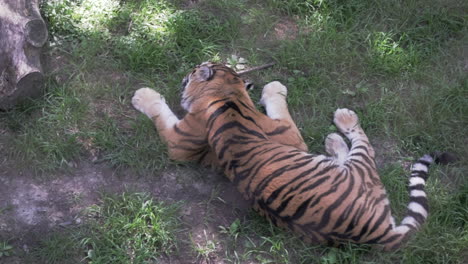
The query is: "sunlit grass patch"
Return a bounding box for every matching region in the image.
[42,0,236,73]
[367,32,420,74]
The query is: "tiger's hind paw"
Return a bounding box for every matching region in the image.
[325,133,349,165]
[333,108,360,135]
[132,87,164,118]
[260,81,287,106]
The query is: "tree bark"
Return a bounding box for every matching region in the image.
[0,0,48,109]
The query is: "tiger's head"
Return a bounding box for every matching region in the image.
[181,62,254,112]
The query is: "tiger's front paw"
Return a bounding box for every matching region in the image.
[260,81,287,106]
[132,88,164,118]
[333,108,360,135]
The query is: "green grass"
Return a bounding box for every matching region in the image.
[0,241,13,258]
[0,0,466,262]
[29,192,181,263]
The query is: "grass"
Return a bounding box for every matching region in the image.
[29,192,181,263]
[0,241,13,258]
[0,0,466,262]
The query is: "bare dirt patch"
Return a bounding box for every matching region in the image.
[0,160,249,263]
[273,18,299,41]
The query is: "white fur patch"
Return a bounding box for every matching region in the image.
[264,100,285,120]
[261,82,288,120]
[401,216,418,227]
[420,154,434,163]
[160,103,179,128]
[410,190,426,197]
[408,202,428,218]
[394,224,411,234]
[411,163,428,172]
[390,216,396,228]
[409,177,426,186]
[383,198,390,205]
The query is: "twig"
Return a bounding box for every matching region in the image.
[237,62,276,75]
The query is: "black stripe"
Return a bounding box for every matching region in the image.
[280,159,333,198]
[406,210,426,224]
[409,184,425,191]
[350,145,370,156]
[274,195,294,215]
[307,175,347,210]
[409,196,428,212]
[234,145,263,158]
[362,224,393,244]
[378,233,401,244]
[416,159,432,167]
[208,101,258,130]
[254,158,319,200]
[236,144,280,167]
[270,153,302,163]
[196,148,210,163]
[254,166,291,197]
[293,154,315,162]
[208,98,230,108]
[350,216,372,241]
[333,201,358,231]
[283,196,315,221]
[217,143,231,160]
[268,176,330,207]
[298,166,339,195]
[315,169,354,230]
[265,126,291,136]
[365,205,390,237]
[207,102,234,128]
[349,153,376,173]
[410,170,428,180]
[174,125,195,137]
[238,99,257,113]
[349,153,377,172]
[211,121,266,140]
[243,151,284,191]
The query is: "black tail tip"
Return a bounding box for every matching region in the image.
[430,151,458,165]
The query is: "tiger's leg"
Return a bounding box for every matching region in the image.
[259,81,308,151]
[333,108,376,163]
[132,88,214,164]
[325,133,349,165]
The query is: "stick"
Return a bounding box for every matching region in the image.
[237,62,276,75]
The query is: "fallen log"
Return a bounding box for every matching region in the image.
[0,0,48,109]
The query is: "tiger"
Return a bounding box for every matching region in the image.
[131,62,450,251]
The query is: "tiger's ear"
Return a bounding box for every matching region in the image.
[198,65,215,81]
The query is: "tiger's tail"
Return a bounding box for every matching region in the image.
[383,152,456,250]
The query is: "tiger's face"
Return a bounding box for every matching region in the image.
[181,62,253,112]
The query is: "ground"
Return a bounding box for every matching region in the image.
[0,160,248,263]
[0,0,467,263]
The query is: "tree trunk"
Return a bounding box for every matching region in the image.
[0,0,48,109]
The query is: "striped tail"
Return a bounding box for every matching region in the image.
[399,154,434,230]
[385,152,456,250]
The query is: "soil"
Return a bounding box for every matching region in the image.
[0,157,249,263]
